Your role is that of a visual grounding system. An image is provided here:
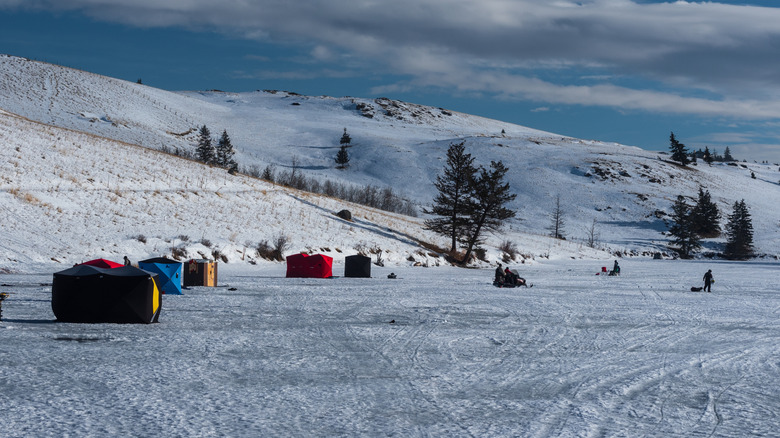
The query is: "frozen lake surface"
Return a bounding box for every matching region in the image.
[1,259,778,437]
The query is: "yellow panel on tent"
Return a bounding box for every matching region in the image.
[152,278,160,315]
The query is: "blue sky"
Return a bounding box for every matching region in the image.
[2,0,780,162]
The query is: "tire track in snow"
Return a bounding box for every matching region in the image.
[299,290,474,436]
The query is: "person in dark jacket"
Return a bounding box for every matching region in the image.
[494,263,505,285]
[608,260,620,276]
[703,269,713,292]
[0,292,8,320]
[504,267,518,286]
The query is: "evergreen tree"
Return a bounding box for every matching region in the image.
[668,132,690,166]
[340,128,352,147]
[723,146,734,162]
[460,161,516,264]
[216,129,237,172]
[667,195,701,258]
[703,146,713,164]
[196,125,215,164]
[724,199,754,259]
[423,142,478,253]
[691,187,720,237]
[261,164,275,183]
[335,144,350,169]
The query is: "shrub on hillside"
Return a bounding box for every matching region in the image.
[499,240,518,262]
[170,245,187,260]
[255,234,291,261]
[255,240,275,260]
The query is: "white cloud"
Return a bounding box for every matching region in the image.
[311,46,335,62]
[9,0,780,119]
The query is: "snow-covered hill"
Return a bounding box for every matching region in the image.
[1,55,778,270]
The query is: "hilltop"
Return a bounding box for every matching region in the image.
[1,55,778,270]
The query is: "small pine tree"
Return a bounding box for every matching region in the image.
[703,146,713,164]
[335,144,350,169]
[216,129,237,171]
[261,164,275,183]
[691,187,720,237]
[724,199,754,259]
[669,132,690,166]
[668,195,701,258]
[340,128,352,147]
[723,146,734,162]
[196,125,215,164]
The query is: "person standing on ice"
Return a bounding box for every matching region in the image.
[703,269,713,292]
[0,292,8,320]
[124,256,131,266]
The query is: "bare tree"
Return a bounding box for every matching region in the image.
[548,195,565,239]
[272,234,291,261]
[585,218,599,248]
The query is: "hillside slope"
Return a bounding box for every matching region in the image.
[0,108,612,271]
[1,55,778,261]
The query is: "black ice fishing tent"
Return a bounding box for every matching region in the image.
[344,254,371,278]
[52,265,161,324]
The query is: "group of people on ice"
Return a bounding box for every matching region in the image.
[492,260,715,293]
[493,263,531,288]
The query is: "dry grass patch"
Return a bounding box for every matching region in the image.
[9,188,43,205]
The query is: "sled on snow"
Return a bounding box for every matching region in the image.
[493,280,532,288]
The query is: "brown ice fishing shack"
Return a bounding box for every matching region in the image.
[183,259,218,287]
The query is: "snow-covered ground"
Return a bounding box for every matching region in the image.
[1,259,778,437]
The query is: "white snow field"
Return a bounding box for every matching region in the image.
[1,260,778,437]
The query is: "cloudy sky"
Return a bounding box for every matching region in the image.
[2,0,780,162]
